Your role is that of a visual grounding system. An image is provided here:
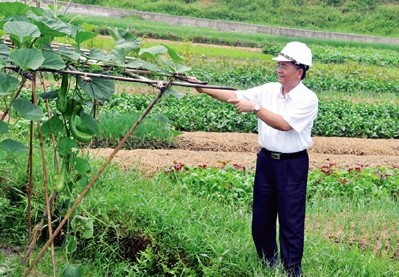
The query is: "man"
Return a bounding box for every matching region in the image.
[193,41,318,277]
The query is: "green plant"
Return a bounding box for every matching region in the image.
[0,2,193,274]
[74,0,399,37]
[104,93,399,139]
[95,112,180,148]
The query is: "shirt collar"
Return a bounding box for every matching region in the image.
[280,82,303,100]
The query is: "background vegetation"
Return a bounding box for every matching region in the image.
[72,0,399,37]
[1,0,399,276]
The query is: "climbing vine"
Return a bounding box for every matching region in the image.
[0,2,234,275]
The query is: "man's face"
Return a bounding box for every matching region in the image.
[276,62,302,86]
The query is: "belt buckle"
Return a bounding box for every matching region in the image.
[271,152,281,160]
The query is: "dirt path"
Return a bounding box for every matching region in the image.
[90,132,399,174]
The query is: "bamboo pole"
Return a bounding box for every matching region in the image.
[24,79,173,276]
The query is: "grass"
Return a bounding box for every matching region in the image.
[65,14,276,49]
[2,4,399,275]
[3,165,398,276]
[307,197,399,263]
[142,40,269,61]
[94,112,180,149]
[72,0,399,37]
[65,13,399,51]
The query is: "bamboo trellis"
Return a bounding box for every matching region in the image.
[2,35,237,276]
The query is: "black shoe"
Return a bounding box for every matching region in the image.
[285,265,302,277]
[262,257,277,268]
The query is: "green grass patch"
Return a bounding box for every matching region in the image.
[72,0,399,37]
[65,13,399,51]
[3,164,398,276]
[94,112,180,149]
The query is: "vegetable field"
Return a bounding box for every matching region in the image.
[1,1,399,276]
[92,132,399,174]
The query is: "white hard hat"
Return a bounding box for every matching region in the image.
[272,41,312,67]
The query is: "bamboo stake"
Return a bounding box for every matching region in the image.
[39,72,60,173]
[24,79,173,276]
[32,73,57,275]
[3,66,237,91]
[37,119,57,276]
[21,192,58,265]
[0,78,27,121]
[27,116,33,246]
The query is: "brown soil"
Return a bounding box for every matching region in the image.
[90,132,399,174]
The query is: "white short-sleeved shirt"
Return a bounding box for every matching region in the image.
[236,82,318,153]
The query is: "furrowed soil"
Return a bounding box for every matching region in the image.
[88,40,399,174]
[91,132,399,175]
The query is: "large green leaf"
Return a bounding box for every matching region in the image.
[61,264,83,277]
[0,139,28,156]
[57,137,78,157]
[115,37,141,52]
[0,72,19,96]
[12,98,44,121]
[57,46,81,62]
[10,48,45,70]
[41,116,64,136]
[41,51,66,70]
[72,157,91,175]
[165,87,185,99]
[0,42,10,59]
[28,12,72,37]
[71,215,94,239]
[0,121,8,135]
[163,44,184,63]
[0,2,30,17]
[109,27,131,41]
[33,36,54,49]
[139,45,168,60]
[175,64,192,74]
[39,89,58,100]
[126,58,159,72]
[89,48,110,63]
[109,49,126,67]
[109,27,141,51]
[64,235,77,254]
[77,72,115,101]
[158,57,178,74]
[74,31,97,46]
[4,21,41,45]
[79,111,99,135]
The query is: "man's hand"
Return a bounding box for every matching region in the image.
[186,77,238,102]
[227,99,256,113]
[186,76,204,93]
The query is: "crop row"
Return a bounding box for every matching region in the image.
[189,58,399,93]
[106,93,399,139]
[262,42,399,67]
[158,162,399,206]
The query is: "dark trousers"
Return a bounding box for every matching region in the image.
[252,148,308,272]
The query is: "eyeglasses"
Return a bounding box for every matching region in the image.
[275,64,298,71]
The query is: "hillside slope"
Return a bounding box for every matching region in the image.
[73,0,399,37]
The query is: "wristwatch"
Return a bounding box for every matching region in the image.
[253,104,261,114]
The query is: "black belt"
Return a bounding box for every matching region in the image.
[261,148,307,160]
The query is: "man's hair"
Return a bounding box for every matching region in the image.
[294,64,309,80]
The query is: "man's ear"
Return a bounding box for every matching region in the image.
[297,68,304,79]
